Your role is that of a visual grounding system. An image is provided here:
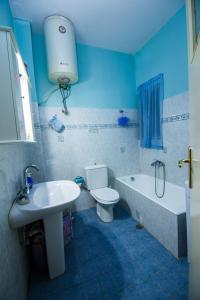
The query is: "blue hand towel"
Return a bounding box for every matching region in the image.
[48,115,65,133]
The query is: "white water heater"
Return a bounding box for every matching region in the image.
[44,15,78,85]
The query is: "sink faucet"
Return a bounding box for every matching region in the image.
[24,164,39,194]
[15,164,39,205]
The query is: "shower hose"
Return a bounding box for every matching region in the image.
[154,161,166,198]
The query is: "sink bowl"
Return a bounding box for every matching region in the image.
[9,180,80,228]
[9,180,80,279]
[21,181,80,211]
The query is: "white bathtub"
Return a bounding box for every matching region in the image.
[114,174,187,258]
[117,174,186,215]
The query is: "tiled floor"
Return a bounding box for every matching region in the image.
[29,206,188,300]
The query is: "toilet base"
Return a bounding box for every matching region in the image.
[96,202,114,222]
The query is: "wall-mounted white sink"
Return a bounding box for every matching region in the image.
[9,180,80,279]
[10,180,80,227]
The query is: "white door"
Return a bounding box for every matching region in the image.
[186,1,200,299]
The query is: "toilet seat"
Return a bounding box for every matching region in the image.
[90,187,119,205]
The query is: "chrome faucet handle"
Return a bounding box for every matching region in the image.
[24,164,39,174]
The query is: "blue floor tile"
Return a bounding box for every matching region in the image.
[29,206,189,300]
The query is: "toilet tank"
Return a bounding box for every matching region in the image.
[85,164,108,190]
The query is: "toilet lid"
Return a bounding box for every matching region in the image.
[91,187,119,204]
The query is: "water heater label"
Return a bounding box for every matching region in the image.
[60,62,69,66]
[59,26,66,34]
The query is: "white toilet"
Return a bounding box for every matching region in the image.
[85,164,119,222]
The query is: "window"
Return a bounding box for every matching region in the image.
[138,74,164,149]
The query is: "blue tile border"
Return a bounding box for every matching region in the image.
[34,121,139,131]
[34,113,189,131]
[163,113,189,123]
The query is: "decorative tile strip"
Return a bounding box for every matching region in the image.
[34,121,139,131]
[162,113,189,123]
[34,113,189,131]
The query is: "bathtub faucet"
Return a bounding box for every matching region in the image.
[151,160,165,167]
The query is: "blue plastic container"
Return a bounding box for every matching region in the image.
[118,116,129,126]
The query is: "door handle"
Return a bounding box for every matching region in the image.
[178,159,190,167]
[178,146,193,188]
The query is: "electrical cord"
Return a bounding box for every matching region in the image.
[38,87,59,106]
[59,84,71,115]
[38,83,72,115]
